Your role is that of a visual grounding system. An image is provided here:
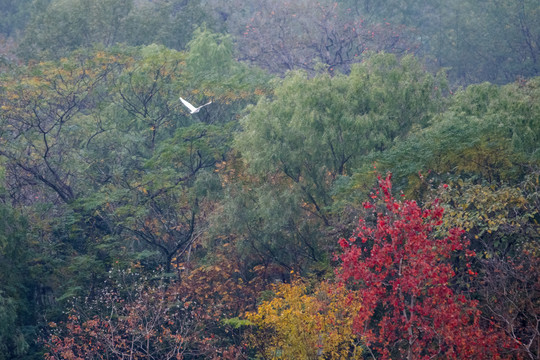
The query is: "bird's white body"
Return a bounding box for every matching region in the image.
[179,97,212,114]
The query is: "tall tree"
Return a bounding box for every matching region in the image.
[337,174,511,359]
[361,77,540,196]
[227,53,445,276]
[18,0,210,60]
[207,0,418,75]
[0,0,37,37]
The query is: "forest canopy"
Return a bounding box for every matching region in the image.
[0,0,539,359]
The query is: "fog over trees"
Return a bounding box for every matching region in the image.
[0,1,539,359]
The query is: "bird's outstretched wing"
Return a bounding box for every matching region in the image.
[179,97,197,113]
[200,101,212,109]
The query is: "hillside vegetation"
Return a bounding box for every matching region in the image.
[0,0,539,359]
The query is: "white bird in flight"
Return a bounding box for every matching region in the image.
[179,97,212,114]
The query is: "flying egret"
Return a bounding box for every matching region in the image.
[179,97,212,114]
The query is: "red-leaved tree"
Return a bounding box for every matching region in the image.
[337,174,513,359]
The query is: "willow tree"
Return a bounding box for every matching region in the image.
[225,53,446,277]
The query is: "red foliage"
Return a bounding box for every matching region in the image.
[44,248,261,360]
[337,174,512,359]
[45,285,204,360]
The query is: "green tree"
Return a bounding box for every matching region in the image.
[339,0,540,84]
[452,0,540,84]
[227,53,445,276]
[18,0,211,60]
[0,49,125,205]
[110,0,206,50]
[1,39,268,357]
[80,37,268,272]
[0,0,37,37]
[19,0,133,59]
[361,77,540,197]
[0,179,35,359]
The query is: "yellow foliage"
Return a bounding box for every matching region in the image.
[247,280,363,359]
[439,180,533,237]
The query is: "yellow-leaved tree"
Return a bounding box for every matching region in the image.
[247,279,362,360]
